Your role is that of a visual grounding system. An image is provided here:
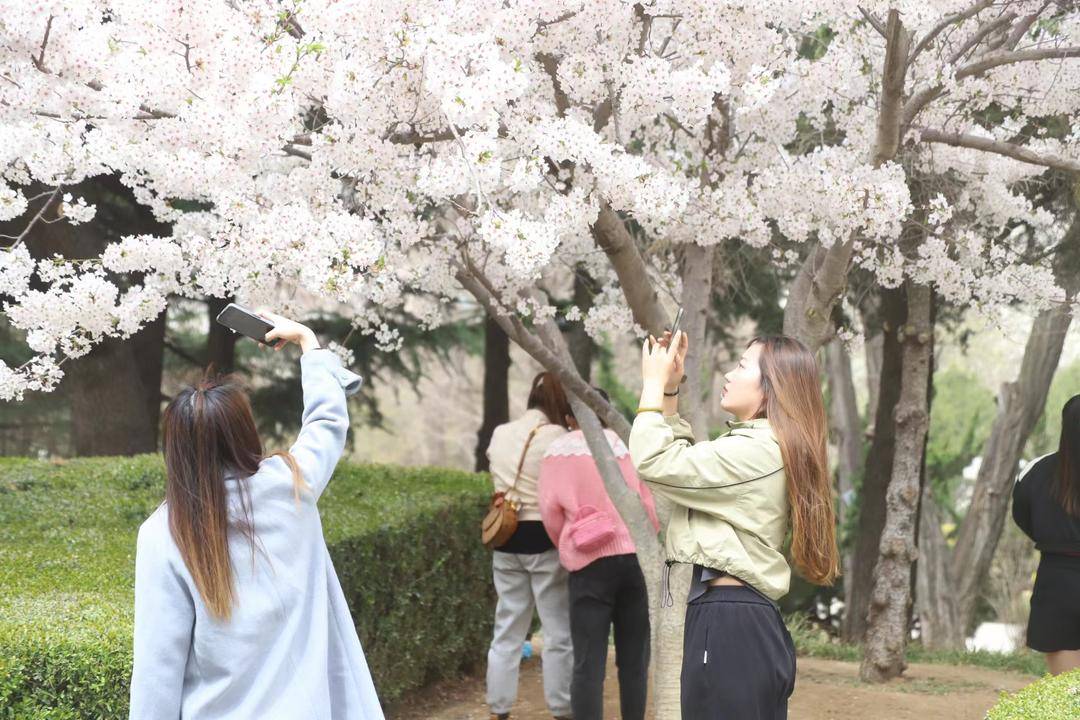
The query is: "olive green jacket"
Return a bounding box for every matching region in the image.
[629,412,791,600]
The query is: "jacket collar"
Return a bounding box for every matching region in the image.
[725,417,771,431]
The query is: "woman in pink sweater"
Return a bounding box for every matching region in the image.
[537,394,660,720]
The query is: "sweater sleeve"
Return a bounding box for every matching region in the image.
[537,456,564,547]
[129,521,194,720]
[629,412,780,513]
[288,349,362,500]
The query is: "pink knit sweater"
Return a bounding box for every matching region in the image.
[537,429,660,572]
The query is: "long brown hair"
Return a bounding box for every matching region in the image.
[161,372,305,620]
[752,335,840,586]
[1055,394,1080,516]
[526,371,572,429]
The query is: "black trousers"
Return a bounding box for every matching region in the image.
[681,586,796,720]
[567,554,650,720]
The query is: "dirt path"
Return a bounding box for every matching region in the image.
[391,653,1034,720]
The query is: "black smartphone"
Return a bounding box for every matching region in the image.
[215,303,274,343]
[669,307,685,339]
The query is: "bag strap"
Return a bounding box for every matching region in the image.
[506,423,549,500]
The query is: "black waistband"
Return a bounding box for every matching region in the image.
[690,585,776,608]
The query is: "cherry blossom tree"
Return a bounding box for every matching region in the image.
[3,0,1080,708]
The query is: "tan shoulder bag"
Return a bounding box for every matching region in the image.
[482,424,546,550]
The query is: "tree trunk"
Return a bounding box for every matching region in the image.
[475,315,511,472]
[21,174,171,456]
[861,281,932,682]
[680,243,715,439]
[864,331,884,434]
[206,296,239,373]
[844,285,906,642]
[915,485,964,650]
[68,312,166,455]
[826,338,862,587]
[914,205,1080,647]
[950,302,1075,625]
[533,318,675,716]
[565,270,596,382]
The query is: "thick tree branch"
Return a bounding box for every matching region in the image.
[591,204,669,337]
[874,10,912,166]
[955,46,1080,80]
[916,127,1080,173]
[999,3,1051,53]
[453,260,632,439]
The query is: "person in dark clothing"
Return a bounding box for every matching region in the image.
[1013,393,1080,675]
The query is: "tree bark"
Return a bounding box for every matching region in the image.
[475,315,511,472]
[915,485,964,650]
[864,331,884,433]
[564,270,596,382]
[861,281,933,682]
[592,204,669,337]
[844,285,906,642]
[826,338,862,586]
[950,295,1078,626]
[206,296,239,373]
[782,241,855,353]
[540,317,671,718]
[67,312,166,455]
[680,243,715,440]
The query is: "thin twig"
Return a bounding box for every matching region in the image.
[2,185,63,248]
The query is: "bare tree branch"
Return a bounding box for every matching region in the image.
[283,144,312,161]
[948,11,1017,65]
[909,0,994,63]
[916,126,1080,173]
[31,16,55,72]
[858,7,887,38]
[999,2,1051,52]
[1,185,63,249]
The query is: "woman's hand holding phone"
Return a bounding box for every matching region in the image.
[258,311,320,354]
[655,330,689,393]
[640,328,687,403]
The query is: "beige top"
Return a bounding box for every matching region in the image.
[487,408,566,521]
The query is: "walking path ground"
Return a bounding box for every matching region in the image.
[391,652,1035,719]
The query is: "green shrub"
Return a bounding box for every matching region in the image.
[0,455,494,718]
[986,669,1080,719]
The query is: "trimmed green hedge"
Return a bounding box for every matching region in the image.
[987,669,1080,719]
[0,455,494,718]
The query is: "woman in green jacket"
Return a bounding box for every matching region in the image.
[630,331,839,720]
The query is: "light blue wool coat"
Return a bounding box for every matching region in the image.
[130,349,384,720]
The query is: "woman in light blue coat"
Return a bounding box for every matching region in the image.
[130,312,383,720]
